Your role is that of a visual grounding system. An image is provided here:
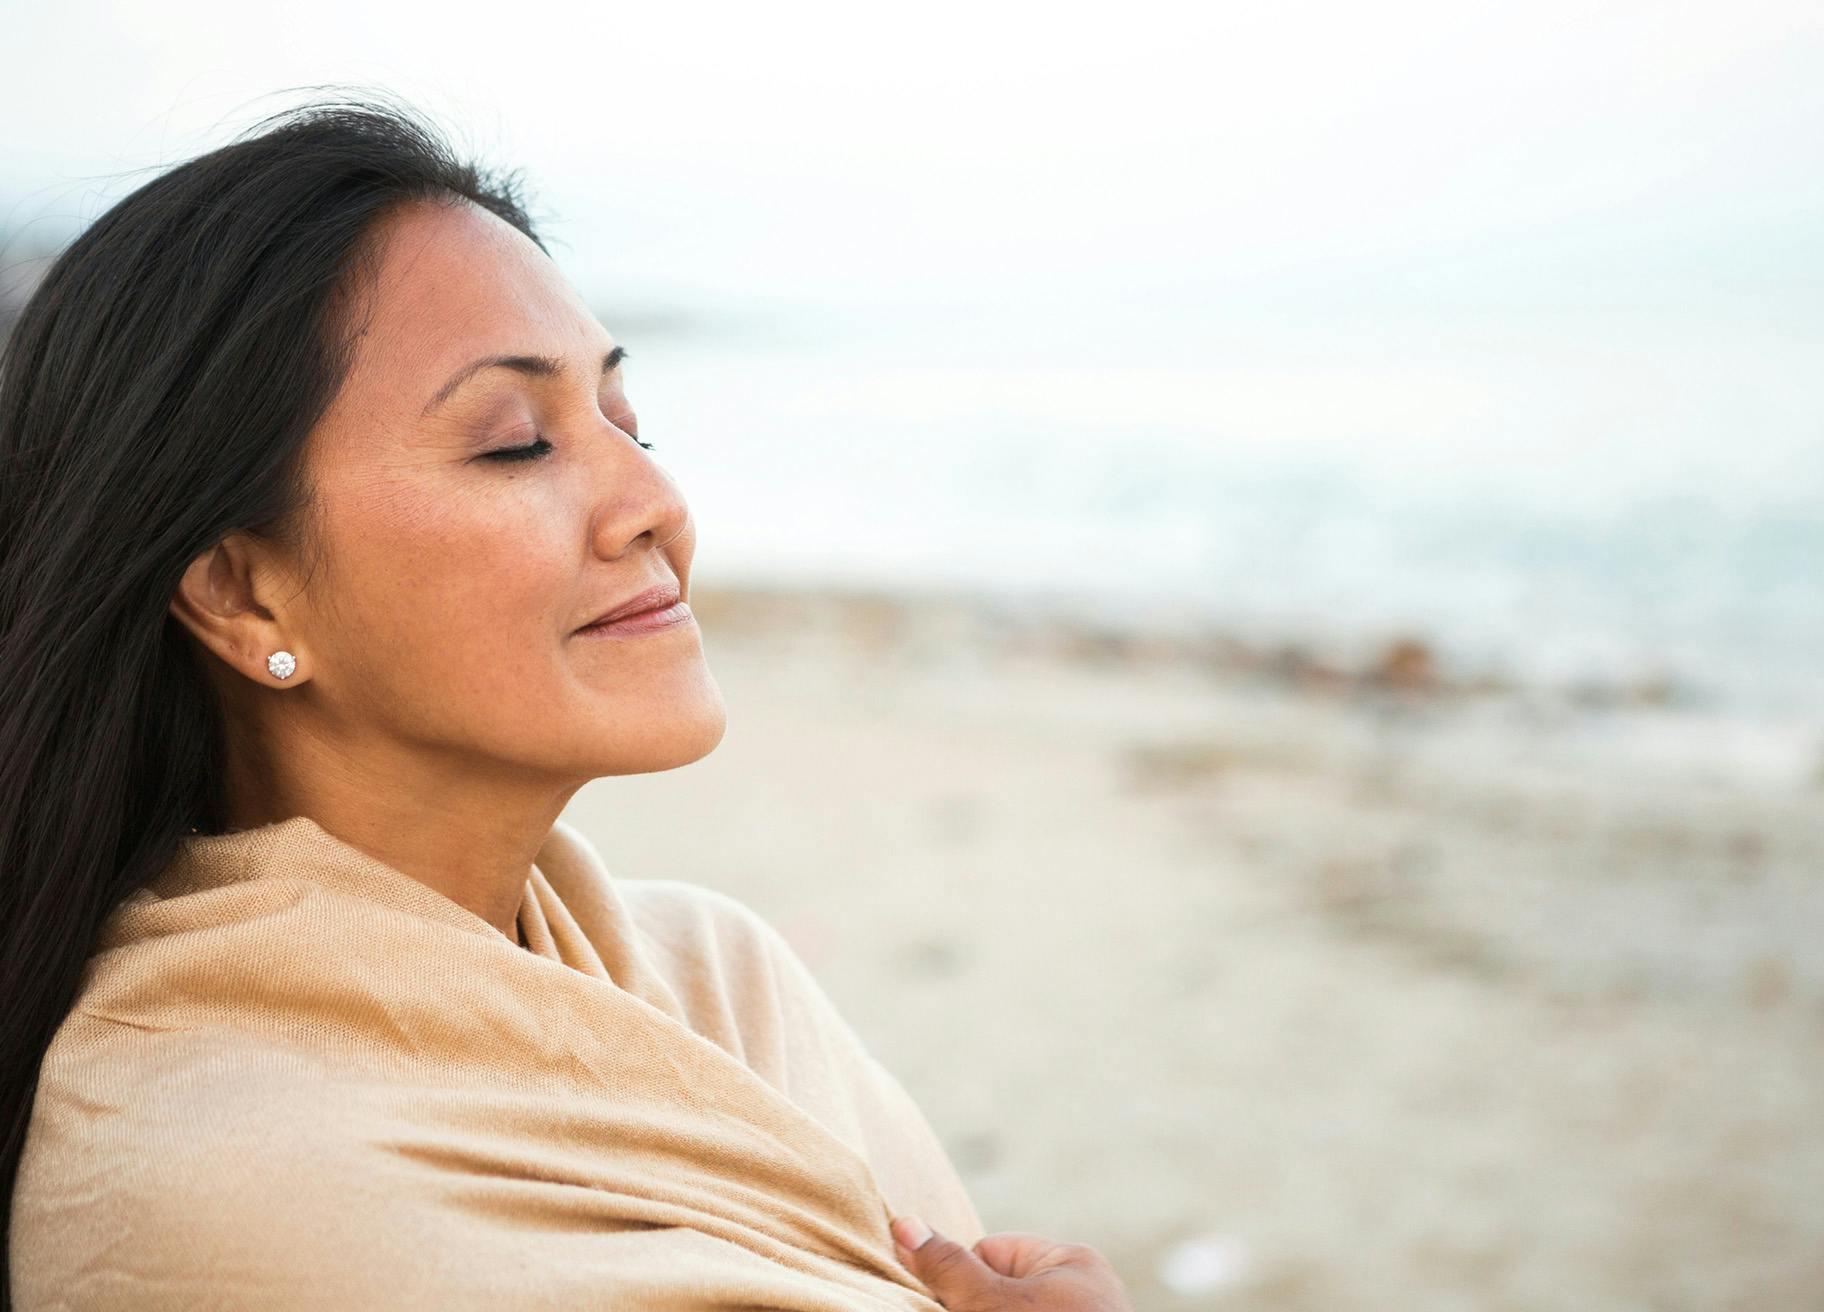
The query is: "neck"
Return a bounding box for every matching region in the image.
[218,713,578,940]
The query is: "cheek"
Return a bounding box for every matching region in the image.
[324,478,574,701]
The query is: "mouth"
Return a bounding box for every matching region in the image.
[573,581,692,637]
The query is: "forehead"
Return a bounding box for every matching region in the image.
[341,199,598,406]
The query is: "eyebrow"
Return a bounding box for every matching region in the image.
[422,344,627,417]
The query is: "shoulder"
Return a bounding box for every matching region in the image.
[538,822,886,1089]
[607,874,882,1091]
[619,873,787,947]
[616,875,830,1020]
[544,819,792,958]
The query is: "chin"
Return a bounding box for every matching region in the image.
[600,683,728,774]
[666,696,730,766]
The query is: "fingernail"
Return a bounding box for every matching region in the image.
[891,1215,933,1251]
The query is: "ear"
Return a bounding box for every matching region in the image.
[168,533,310,686]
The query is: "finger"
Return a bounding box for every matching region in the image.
[890,1215,1002,1303]
[971,1231,1065,1278]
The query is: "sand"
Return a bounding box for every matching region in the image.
[562,581,1824,1312]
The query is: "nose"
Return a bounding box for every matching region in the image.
[585,421,693,564]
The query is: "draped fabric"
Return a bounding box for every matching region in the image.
[12,814,984,1309]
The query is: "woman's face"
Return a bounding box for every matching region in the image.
[258,197,725,787]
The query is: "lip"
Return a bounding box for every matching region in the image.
[574,600,695,637]
[574,582,694,637]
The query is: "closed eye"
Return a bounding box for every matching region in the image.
[482,435,555,463]
[481,427,654,463]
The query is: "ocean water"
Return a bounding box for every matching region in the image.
[614,289,1824,743]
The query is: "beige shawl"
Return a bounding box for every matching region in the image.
[12,815,984,1309]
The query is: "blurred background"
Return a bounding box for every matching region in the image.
[4,3,1820,1307]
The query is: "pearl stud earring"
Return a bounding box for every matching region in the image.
[267,650,297,680]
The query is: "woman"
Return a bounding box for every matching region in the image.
[0,93,1133,1310]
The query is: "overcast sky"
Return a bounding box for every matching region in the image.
[4,0,1821,318]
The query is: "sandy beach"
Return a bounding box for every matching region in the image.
[562,581,1824,1311]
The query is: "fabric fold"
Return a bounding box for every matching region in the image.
[13,814,984,1310]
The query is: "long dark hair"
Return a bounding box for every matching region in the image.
[0,88,549,1300]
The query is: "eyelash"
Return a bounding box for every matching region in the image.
[483,428,654,463]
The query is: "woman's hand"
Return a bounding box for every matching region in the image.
[890,1215,1136,1312]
